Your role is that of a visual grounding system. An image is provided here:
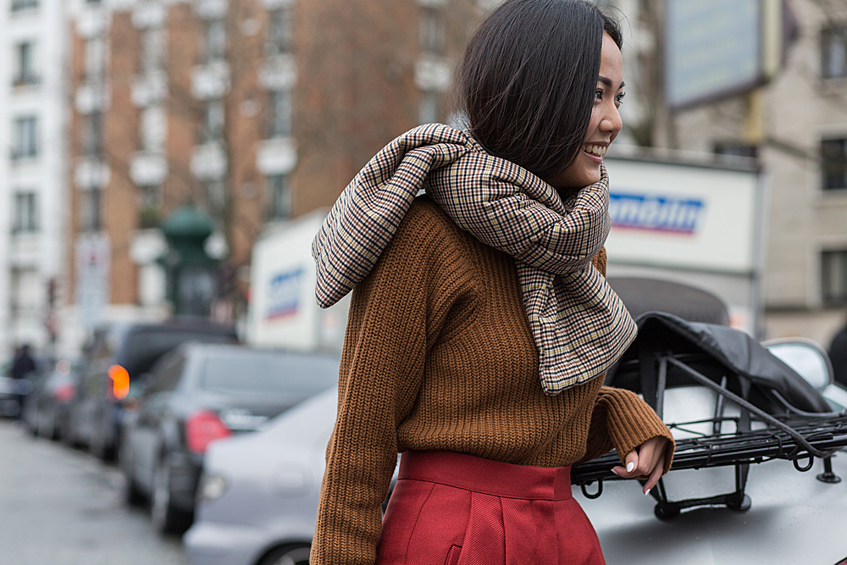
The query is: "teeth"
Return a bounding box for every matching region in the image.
[584,145,606,157]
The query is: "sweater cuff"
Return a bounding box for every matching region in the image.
[602,387,675,475]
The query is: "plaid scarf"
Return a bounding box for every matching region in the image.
[312,123,636,394]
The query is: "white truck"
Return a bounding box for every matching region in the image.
[246,210,349,353]
[603,153,765,337]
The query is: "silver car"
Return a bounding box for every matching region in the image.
[184,386,339,565]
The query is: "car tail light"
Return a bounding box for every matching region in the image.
[108,365,130,400]
[185,410,232,454]
[54,383,76,403]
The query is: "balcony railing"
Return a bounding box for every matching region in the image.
[13,74,40,87]
[11,0,38,12]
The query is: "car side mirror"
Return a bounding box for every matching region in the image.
[763,338,834,390]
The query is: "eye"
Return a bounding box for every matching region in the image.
[595,89,604,101]
[615,91,626,106]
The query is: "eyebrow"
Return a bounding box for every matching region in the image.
[598,76,625,90]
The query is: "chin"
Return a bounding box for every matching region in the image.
[574,172,602,190]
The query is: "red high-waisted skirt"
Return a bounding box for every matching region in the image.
[376,450,606,565]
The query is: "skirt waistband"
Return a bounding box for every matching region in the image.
[398,450,572,501]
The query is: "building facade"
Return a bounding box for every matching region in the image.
[601,0,847,347]
[0,0,68,359]
[11,0,844,358]
[59,0,488,354]
[657,0,847,346]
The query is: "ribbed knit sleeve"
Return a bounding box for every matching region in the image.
[310,201,477,565]
[581,386,675,475]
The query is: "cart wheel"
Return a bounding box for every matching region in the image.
[654,502,680,521]
[728,494,752,513]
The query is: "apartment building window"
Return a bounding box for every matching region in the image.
[267,8,293,55]
[821,137,847,190]
[822,25,847,79]
[80,189,103,232]
[10,268,40,318]
[84,36,105,82]
[14,41,38,86]
[419,90,440,124]
[13,116,38,159]
[202,19,226,64]
[11,0,38,11]
[140,184,162,210]
[267,90,291,138]
[139,185,163,228]
[203,179,226,213]
[140,27,165,74]
[419,7,445,55]
[714,141,758,161]
[139,106,165,153]
[12,192,38,233]
[200,99,225,143]
[81,112,103,156]
[822,249,847,305]
[267,174,291,219]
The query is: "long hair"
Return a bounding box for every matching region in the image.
[458,0,622,184]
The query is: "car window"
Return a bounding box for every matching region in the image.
[118,329,235,378]
[197,352,338,395]
[147,354,187,394]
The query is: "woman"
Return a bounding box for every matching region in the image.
[310,1,674,563]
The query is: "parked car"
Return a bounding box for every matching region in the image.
[184,386,342,565]
[572,319,847,565]
[64,318,238,459]
[22,358,84,440]
[0,361,22,418]
[186,381,402,565]
[1,356,48,419]
[119,343,340,534]
[567,279,847,564]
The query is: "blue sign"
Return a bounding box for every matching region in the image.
[665,0,761,108]
[266,267,305,320]
[609,193,705,235]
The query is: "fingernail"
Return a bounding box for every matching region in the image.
[610,468,619,476]
[626,462,635,472]
[644,488,651,496]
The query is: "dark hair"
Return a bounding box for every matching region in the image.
[458,0,622,184]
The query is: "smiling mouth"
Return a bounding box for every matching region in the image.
[583,144,607,158]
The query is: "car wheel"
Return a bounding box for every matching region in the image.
[24,409,38,436]
[119,442,145,507]
[38,405,56,440]
[258,544,311,565]
[91,419,116,461]
[90,428,105,459]
[151,456,190,535]
[62,412,80,448]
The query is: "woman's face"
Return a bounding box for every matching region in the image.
[549,32,624,193]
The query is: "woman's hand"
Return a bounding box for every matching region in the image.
[611,436,669,495]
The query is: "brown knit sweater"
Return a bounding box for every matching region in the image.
[311,196,674,564]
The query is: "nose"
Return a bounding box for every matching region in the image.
[601,102,623,136]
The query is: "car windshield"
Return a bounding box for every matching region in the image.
[198,351,339,395]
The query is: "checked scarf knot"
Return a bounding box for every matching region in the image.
[312,123,636,394]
